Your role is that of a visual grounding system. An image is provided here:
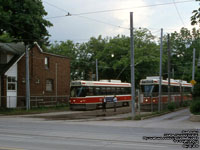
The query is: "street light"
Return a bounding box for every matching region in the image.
[96,53,114,81]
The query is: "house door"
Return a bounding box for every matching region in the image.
[7,76,17,108]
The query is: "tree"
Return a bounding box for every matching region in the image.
[0,32,14,42]
[191,0,200,25]
[0,0,52,45]
[164,28,200,81]
[0,0,52,109]
[47,28,160,86]
[162,28,200,96]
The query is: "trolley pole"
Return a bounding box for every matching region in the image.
[130,12,135,119]
[158,28,163,112]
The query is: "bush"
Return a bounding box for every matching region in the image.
[190,100,200,115]
[167,102,176,112]
[134,115,141,120]
[182,101,190,107]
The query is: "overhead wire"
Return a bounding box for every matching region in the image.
[77,15,130,30]
[44,0,194,32]
[72,0,195,16]
[172,0,186,27]
[44,0,194,18]
[43,1,130,30]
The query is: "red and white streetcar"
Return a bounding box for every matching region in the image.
[70,80,131,110]
[140,76,192,107]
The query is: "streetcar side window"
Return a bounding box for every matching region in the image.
[183,87,191,93]
[95,87,101,96]
[88,87,94,96]
[174,86,180,93]
[125,87,131,94]
[111,87,116,95]
[107,87,111,95]
[116,87,121,94]
[101,87,106,95]
[121,88,125,95]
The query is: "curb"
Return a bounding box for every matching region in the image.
[140,107,188,120]
[190,114,200,122]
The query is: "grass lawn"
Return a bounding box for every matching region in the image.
[0,106,70,115]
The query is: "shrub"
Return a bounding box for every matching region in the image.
[182,101,190,107]
[134,115,141,120]
[167,102,176,112]
[190,100,200,115]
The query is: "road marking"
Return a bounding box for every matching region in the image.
[0,147,25,150]
[112,142,167,148]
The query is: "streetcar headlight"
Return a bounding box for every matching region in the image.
[145,99,148,102]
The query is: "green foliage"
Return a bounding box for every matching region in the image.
[0,0,52,45]
[193,71,200,97]
[167,102,176,111]
[0,106,69,115]
[46,27,199,89]
[46,28,160,85]
[190,100,200,114]
[0,32,14,42]
[191,0,200,25]
[162,28,200,96]
[182,101,190,107]
[133,115,141,120]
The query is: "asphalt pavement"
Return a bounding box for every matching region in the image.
[0,108,199,150]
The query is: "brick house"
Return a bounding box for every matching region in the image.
[0,42,70,108]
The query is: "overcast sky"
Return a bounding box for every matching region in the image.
[42,0,198,43]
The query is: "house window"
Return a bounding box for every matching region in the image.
[44,57,49,69]
[46,79,53,92]
[7,76,16,91]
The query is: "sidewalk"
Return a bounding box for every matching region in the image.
[24,106,151,121]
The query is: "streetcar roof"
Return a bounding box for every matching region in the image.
[71,80,131,87]
[140,78,192,87]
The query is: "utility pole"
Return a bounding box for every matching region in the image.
[167,34,171,103]
[96,59,98,81]
[56,63,58,102]
[25,45,30,110]
[130,12,135,119]
[158,28,163,112]
[192,48,196,92]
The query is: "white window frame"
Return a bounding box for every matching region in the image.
[7,76,17,91]
[46,79,53,92]
[45,57,49,69]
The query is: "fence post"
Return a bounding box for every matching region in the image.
[36,97,37,108]
[9,96,10,108]
[150,94,153,112]
[137,90,140,115]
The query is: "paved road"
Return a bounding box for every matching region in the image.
[0,108,199,150]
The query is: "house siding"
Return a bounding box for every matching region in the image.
[17,45,70,107]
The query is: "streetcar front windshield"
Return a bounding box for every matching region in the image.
[141,85,154,96]
[70,86,87,97]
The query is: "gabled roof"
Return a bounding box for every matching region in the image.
[34,42,69,59]
[0,55,23,75]
[0,42,69,76]
[0,42,25,75]
[0,42,25,54]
